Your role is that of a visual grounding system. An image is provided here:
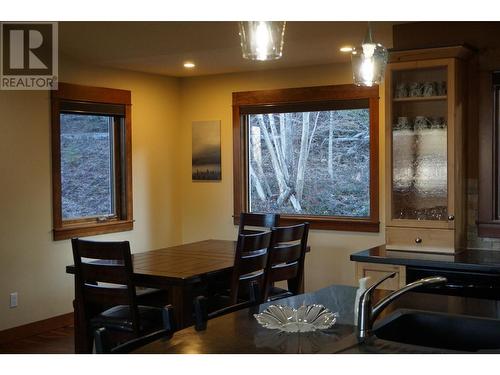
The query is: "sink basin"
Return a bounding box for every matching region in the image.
[374,309,500,352]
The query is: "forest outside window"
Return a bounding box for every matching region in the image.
[233,85,380,232]
[51,83,133,240]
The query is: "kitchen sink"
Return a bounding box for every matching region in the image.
[374,309,500,352]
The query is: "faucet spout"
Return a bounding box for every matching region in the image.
[357,274,447,341]
[371,276,447,321]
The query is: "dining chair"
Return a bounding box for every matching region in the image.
[193,231,272,330]
[263,222,310,301]
[71,238,169,351]
[200,212,278,301]
[94,304,175,354]
[238,212,280,235]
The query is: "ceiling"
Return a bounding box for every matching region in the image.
[59,21,397,77]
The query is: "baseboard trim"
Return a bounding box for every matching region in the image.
[0,312,74,344]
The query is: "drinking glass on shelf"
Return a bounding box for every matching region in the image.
[409,82,423,97]
[414,116,431,130]
[430,116,446,129]
[396,116,411,130]
[436,81,447,96]
[395,82,408,98]
[422,82,436,97]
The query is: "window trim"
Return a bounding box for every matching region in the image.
[51,82,133,240]
[232,84,380,232]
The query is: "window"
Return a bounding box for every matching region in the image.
[51,83,133,240]
[233,85,379,232]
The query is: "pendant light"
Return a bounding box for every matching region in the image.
[351,22,388,87]
[238,21,286,61]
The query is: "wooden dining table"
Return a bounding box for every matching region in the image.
[66,239,309,353]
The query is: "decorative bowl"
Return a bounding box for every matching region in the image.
[254,304,337,333]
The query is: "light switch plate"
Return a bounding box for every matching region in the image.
[9,292,18,308]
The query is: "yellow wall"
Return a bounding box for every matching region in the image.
[0,57,182,330]
[0,59,386,331]
[179,63,386,292]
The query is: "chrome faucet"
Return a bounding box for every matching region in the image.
[357,272,447,341]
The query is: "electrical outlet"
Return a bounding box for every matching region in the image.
[9,292,18,308]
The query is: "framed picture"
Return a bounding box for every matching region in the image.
[192,120,221,181]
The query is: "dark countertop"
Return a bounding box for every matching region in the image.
[350,246,500,274]
[134,283,500,354]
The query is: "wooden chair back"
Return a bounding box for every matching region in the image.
[229,231,272,305]
[71,238,141,336]
[238,212,280,235]
[263,223,310,301]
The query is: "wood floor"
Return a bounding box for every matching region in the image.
[0,325,74,354]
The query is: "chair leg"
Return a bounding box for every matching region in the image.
[162,304,175,332]
[94,327,112,354]
[193,296,208,331]
[287,278,300,295]
[248,281,261,304]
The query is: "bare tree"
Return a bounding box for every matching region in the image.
[256,114,286,193]
[249,163,266,202]
[249,108,371,217]
[328,111,334,180]
[295,112,319,202]
[267,114,290,183]
[249,112,322,212]
[255,114,301,211]
[250,126,272,198]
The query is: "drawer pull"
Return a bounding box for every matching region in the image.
[415,237,422,244]
[448,215,455,221]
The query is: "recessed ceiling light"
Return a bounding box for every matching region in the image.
[183,62,195,68]
[340,46,353,53]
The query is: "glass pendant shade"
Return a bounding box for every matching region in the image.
[351,24,388,87]
[239,21,286,61]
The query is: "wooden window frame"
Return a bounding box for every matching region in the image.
[232,84,380,232]
[51,82,133,240]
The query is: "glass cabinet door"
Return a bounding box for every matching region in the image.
[391,66,449,222]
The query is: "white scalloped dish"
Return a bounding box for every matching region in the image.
[254,304,338,333]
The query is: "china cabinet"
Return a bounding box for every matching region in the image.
[385,46,472,253]
[355,47,472,289]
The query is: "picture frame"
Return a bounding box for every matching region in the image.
[192,120,221,181]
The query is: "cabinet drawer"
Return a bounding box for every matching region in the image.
[386,227,454,253]
[355,262,406,291]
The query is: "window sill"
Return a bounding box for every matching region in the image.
[234,215,380,233]
[53,220,134,241]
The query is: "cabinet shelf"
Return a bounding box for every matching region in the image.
[393,96,447,103]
